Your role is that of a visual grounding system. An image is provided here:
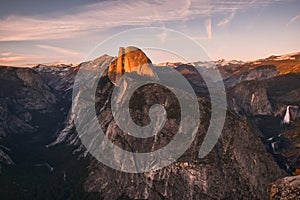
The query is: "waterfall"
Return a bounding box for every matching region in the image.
[251,93,255,104]
[283,106,290,124]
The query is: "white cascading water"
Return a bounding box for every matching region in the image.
[283,106,291,124]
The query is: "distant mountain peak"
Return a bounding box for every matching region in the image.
[214,59,244,66]
[107,46,155,84]
[265,52,300,61]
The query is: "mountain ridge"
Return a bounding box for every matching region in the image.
[0,47,300,199]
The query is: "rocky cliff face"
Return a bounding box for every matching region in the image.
[48,47,292,199]
[228,73,300,171]
[107,46,155,84]
[228,80,273,116]
[0,65,100,199]
[0,66,62,173]
[81,108,285,199]
[223,55,300,198]
[33,64,77,102]
[0,49,300,199]
[270,175,300,199]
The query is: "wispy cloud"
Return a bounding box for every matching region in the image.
[0,52,12,57]
[0,56,26,63]
[0,0,203,41]
[286,14,300,26]
[36,44,79,55]
[0,51,65,66]
[0,0,290,42]
[0,51,25,63]
[217,10,236,27]
[26,60,69,66]
[205,16,212,40]
[157,31,168,44]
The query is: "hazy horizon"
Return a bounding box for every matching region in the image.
[1,49,300,68]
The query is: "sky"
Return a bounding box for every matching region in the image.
[0,0,299,66]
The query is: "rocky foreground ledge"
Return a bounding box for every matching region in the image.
[270,175,300,199]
